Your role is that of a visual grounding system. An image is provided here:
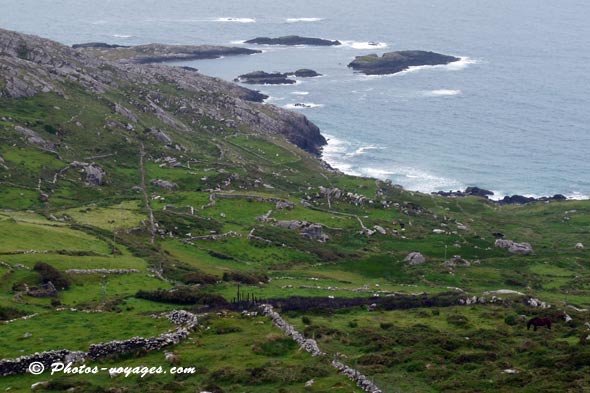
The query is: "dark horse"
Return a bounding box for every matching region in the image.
[527,317,552,331]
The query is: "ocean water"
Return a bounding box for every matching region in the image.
[2,0,589,199]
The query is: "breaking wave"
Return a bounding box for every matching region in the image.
[285,17,324,23]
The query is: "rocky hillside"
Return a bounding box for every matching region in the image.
[0,28,326,154]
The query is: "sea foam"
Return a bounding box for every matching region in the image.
[340,40,388,50]
[212,17,256,23]
[283,102,324,109]
[425,89,462,96]
[285,17,324,23]
[400,56,478,75]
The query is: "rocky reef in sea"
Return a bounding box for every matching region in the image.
[348,50,459,75]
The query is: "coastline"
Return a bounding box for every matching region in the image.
[319,134,589,202]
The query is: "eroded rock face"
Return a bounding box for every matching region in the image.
[495,239,533,255]
[404,252,426,265]
[348,50,460,75]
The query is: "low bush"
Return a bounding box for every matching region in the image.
[33,262,70,290]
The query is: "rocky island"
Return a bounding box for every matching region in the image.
[73,42,261,64]
[235,69,322,85]
[348,50,460,75]
[245,35,341,46]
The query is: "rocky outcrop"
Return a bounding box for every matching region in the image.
[434,187,494,198]
[235,71,296,85]
[14,125,55,151]
[434,187,567,205]
[498,194,567,205]
[348,50,460,75]
[576,243,585,250]
[245,36,341,46]
[443,255,471,267]
[289,69,322,77]
[72,42,129,49]
[235,69,322,85]
[276,220,329,242]
[74,43,261,64]
[404,252,426,265]
[82,164,106,186]
[1,28,325,155]
[151,179,177,190]
[495,239,533,255]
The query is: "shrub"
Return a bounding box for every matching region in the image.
[222,271,269,284]
[380,322,394,330]
[446,314,470,327]
[504,314,518,326]
[182,271,218,285]
[136,287,228,307]
[253,337,297,356]
[33,262,70,290]
[0,306,27,321]
[302,316,312,325]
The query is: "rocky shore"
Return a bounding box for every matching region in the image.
[433,187,568,205]
[348,50,460,75]
[245,35,341,46]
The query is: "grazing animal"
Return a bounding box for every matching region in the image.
[527,317,552,331]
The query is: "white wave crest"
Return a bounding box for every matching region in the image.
[425,89,462,96]
[285,17,324,23]
[400,56,478,75]
[230,39,246,44]
[340,40,388,50]
[283,102,324,109]
[213,17,256,23]
[291,91,310,95]
[346,145,384,157]
[360,166,463,192]
[112,34,133,38]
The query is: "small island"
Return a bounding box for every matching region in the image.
[348,50,460,75]
[235,69,322,85]
[245,35,341,46]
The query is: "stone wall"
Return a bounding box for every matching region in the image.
[259,304,383,392]
[0,310,197,376]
